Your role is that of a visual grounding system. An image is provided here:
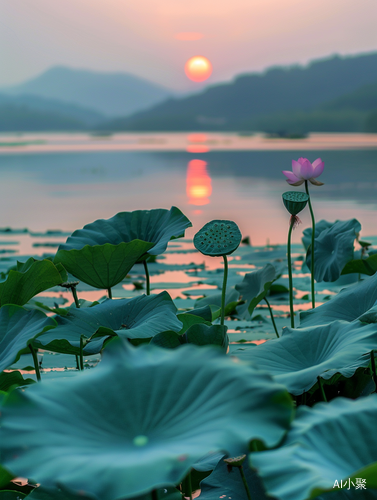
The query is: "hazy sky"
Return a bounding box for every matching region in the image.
[2,0,377,90]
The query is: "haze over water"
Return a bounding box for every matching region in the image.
[1,132,377,246]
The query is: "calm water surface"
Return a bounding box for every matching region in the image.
[1,132,377,246]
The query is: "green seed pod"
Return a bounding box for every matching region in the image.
[194,220,242,257]
[282,191,309,216]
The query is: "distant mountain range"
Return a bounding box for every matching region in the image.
[1,67,173,118]
[2,53,377,133]
[99,51,377,133]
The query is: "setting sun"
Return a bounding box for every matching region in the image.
[184,56,212,82]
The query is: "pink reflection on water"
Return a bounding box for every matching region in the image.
[186,159,212,206]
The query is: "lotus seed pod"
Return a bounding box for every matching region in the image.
[282,191,309,216]
[194,220,242,257]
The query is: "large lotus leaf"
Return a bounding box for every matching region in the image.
[186,324,228,351]
[0,492,27,499]
[342,253,377,276]
[0,371,35,392]
[0,258,67,308]
[302,219,333,251]
[54,241,154,290]
[305,219,361,283]
[0,465,13,488]
[57,207,192,257]
[300,272,377,327]
[233,320,377,395]
[0,339,293,500]
[250,396,377,500]
[0,305,57,372]
[34,292,182,355]
[235,263,283,319]
[195,289,241,317]
[198,458,270,500]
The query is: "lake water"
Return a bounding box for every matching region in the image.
[1,132,377,246]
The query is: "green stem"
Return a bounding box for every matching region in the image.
[287,217,295,328]
[317,376,327,402]
[305,181,316,309]
[29,343,41,382]
[143,260,150,295]
[79,336,84,371]
[221,255,229,327]
[264,297,279,338]
[181,471,192,500]
[370,351,377,392]
[239,466,252,500]
[71,286,80,308]
[75,355,80,370]
[107,287,112,299]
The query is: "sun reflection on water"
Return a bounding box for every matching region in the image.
[186,159,212,206]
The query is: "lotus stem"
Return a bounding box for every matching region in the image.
[28,343,41,382]
[75,355,80,370]
[370,351,377,392]
[71,286,80,308]
[107,288,112,299]
[239,466,252,500]
[79,336,85,371]
[221,255,229,327]
[287,216,295,328]
[181,471,192,500]
[143,260,150,295]
[305,181,316,309]
[263,296,279,338]
[317,376,327,402]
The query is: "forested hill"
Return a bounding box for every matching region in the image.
[99,52,377,132]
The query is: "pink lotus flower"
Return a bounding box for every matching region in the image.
[282,157,324,186]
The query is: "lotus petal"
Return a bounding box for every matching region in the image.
[0,339,293,499]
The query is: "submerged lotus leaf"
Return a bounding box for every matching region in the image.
[300,272,377,327]
[250,396,377,500]
[198,458,270,500]
[233,320,377,395]
[54,241,154,290]
[235,263,283,319]
[0,339,293,500]
[194,220,242,257]
[305,219,361,282]
[34,292,182,355]
[0,305,56,373]
[282,191,309,216]
[0,258,67,308]
[57,207,192,258]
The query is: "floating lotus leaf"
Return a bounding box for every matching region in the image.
[57,207,192,258]
[250,396,377,500]
[54,241,154,290]
[233,320,377,395]
[34,292,182,355]
[0,258,67,308]
[0,305,56,373]
[282,191,309,216]
[235,263,283,319]
[0,339,293,500]
[305,219,361,282]
[300,272,377,327]
[194,220,242,257]
[198,458,270,500]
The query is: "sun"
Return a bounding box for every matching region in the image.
[185,56,212,82]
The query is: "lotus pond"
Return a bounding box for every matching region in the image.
[2,147,377,500]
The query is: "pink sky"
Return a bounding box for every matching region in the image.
[2,0,377,90]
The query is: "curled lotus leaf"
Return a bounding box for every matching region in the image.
[0,339,293,500]
[250,396,377,500]
[194,220,242,257]
[233,320,377,395]
[56,207,192,258]
[54,241,154,290]
[305,219,361,282]
[34,292,182,355]
[0,305,56,373]
[300,272,377,327]
[302,219,361,251]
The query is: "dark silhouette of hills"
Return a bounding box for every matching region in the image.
[3,66,174,117]
[98,52,377,132]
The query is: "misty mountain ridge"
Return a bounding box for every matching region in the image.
[2,66,174,117]
[100,51,377,132]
